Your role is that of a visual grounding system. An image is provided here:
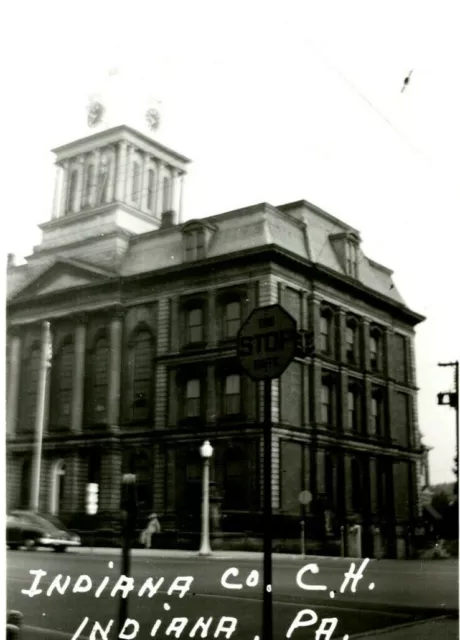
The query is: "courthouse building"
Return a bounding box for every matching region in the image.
[6,103,425,557]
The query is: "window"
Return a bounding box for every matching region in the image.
[147,169,155,211]
[371,392,383,437]
[132,162,141,203]
[346,322,358,365]
[223,448,248,510]
[223,301,241,338]
[24,344,41,430]
[370,329,382,372]
[52,340,74,425]
[348,388,359,432]
[131,331,154,420]
[321,382,333,425]
[163,176,171,211]
[67,170,78,213]
[320,313,331,353]
[196,229,205,259]
[185,379,201,417]
[346,241,358,277]
[187,308,204,344]
[224,375,241,415]
[85,164,95,206]
[91,337,109,419]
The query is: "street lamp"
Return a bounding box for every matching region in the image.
[198,440,213,556]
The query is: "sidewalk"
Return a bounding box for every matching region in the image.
[351,615,459,639]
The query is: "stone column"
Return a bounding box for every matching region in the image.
[207,289,217,347]
[206,364,216,425]
[93,149,101,206]
[107,308,124,428]
[340,369,349,433]
[312,361,322,425]
[141,152,150,211]
[155,159,164,218]
[59,160,69,215]
[300,291,308,331]
[71,315,86,433]
[369,456,378,515]
[364,375,373,437]
[362,318,370,372]
[75,155,84,212]
[7,329,22,438]
[178,172,185,224]
[51,164,63,219]
[169,297,180,352]
[115,141,128,202]
[125,145,134,204]
[344,454,354,514]
[309,295,321,353]
[107,146,117,203]
[338,310,347,363]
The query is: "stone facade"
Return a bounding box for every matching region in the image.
[6,125,425,558]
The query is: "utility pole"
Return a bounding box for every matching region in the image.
[118,474,138,637]
[31,321,52,512]
[437,361,459,497]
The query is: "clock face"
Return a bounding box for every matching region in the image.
[146,108,160,131]
[87,101,104,127]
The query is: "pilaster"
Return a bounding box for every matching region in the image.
[169,297,179,352]
[338,310,347,363]
[312,361,322,425]
[75,156,84,212]
[364,374,373,437]
[300,291,309,331]
[206,365,216,425]
[7,329,22,438]
[309,295,321,353]
[178,172,185,224]
[362,318,370,372]
[301,363,310,427]
[344,454,353,515]
[386,381,394,440]
[155,159,164,218]
[316,449,326,495]
[385,328,395,379]
[107,307,124,427]
[141,152,150,211]
[126,145,135,203]
[207,289,217,347]
[369,456,378,515]
[339,368,349,433]
[59,160,69,216]
[93,149,101,206]
[71,315,87,433]
[99,445,122,513]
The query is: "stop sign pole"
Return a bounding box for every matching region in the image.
[237,304,298,640]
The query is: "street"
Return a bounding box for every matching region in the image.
[7,549,458,639]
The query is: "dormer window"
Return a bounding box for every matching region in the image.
[184,227,207,261]
[345,241,358,278]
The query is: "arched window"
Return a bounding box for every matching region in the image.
[223,447,248,510]
[90,336,109,421]
[24,343,41,431]
[185,379,201,417]
[67,170,78,213]
[20,458,31,508]
[85,164,95,207]
[132,161,141,203]
[351,459,362,512]
[346,319,359,365]
[187,308,204,344]
[130,330,154,421]
[223,301,241,338]
[52,339,74,426]
[223,375,240,415]
[147,169,155,211]
[162,176,171,211]
[50,459,66,516]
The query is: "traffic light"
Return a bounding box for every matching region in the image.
[86,483,99,515]
[437,392,458,408]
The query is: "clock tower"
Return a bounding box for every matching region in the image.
[27,69,190,271]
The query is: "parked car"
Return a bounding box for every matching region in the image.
[6,510,81,553]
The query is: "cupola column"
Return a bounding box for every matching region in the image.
[140,152,150,211]
[155,159,164,218]
[59,161,69,217]
[75,155,84,212]
[115,141,128,202]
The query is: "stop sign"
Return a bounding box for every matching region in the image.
[237,304,297,381]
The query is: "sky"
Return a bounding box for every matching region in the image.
[1,0,459,484]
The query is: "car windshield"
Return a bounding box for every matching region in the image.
[12,512,66,531]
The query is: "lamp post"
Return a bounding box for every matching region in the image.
[198,440,213,556]
[118,473,138,637]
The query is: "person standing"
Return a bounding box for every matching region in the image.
[140,513,161,549]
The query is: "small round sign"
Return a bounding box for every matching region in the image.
[298,490,312,506]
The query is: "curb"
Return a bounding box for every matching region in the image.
[348,614,458,639]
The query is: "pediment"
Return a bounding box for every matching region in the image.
[10,258,116,301]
